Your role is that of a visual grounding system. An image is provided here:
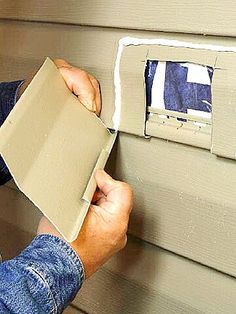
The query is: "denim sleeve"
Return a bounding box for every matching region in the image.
[0,80,24,185]
[0,234,84,313]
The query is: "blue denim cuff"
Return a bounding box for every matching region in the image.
[0,80,24,126]
[15,234,84,313]
[0,80,24,185]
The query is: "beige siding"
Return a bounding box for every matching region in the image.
[1,197,236,314]
[63,305,84,314]
[0,4,236,312]
[2,20,235,130]
[1,21,236,278]
[115,133,236,277]
[0,185,40,259]
[0,0,236,37]
[74,236,236,314]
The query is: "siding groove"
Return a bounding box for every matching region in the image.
[1,16,236,312]
[1,20,236,277]
[0,0,236,37]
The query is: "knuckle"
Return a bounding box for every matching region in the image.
[121,220,129,233]
[78,69,88,78]
[118,181,133,193]
[117,182,133,205]
[119,224,128,241]
[109,223,127,248]
[109,235,120,249]
[127,185,133,197]
[120,235,127,249]
[117,181,129,190]
[111,234,127,251]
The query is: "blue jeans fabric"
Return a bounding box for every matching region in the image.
[0,235,84,313]
[145,60,213,113]
[0,80,24,185]
[0,81,84,313]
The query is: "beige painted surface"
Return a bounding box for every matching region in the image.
[211,53,236,160]
[0,185,40,259]
[0,20,236,277]
[1,14,236,313]
[0,0,236,37]
[0,219,34,260]
[118,43,236,156]
[74,236,236,314]
[119,44,214,146]
[0,58,115,242]
[114,133,236,276]
[1,20,236,130]
[0,187,82,313]
[2,130,236,279]
[0,194,236,314]
[0,185,41,236]
[63,305,84,314]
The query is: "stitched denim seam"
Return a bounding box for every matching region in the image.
[34,235,85,282]
[26,265,57,314]
[14,80,25,104]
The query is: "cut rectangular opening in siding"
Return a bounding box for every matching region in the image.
[145,60,213,148]
[145,60,213,124]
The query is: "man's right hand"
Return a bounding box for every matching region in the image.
[38,169,133,278]
[72,169,133,278]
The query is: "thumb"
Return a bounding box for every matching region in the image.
[95,169,116,197]
[54,58,72,69]
[95,170,133,214]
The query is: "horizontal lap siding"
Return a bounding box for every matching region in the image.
[0,185,85,314]
[0,21,235,127]
[0,184,40,259]
[1,6,235,313]
[1,184,236,313]
[0,0,236,37]
[0,2,235,312]
[1,21,236,278]
[63,305,85,313]
[74,236,236,314]
[0,218,33,260]
[115,133,236,277]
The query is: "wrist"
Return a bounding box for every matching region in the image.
[71,240,99,279]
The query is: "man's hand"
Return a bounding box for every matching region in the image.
[54,59,101,115]
[18,59,101,115]
[35,58,133,278]
[37,170,133,278]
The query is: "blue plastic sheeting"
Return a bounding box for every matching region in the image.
[145,60,213,114]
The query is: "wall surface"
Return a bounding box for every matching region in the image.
[0,0,236,37]
[0,2,236,313]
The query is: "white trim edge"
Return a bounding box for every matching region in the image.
[113,36,236,131]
